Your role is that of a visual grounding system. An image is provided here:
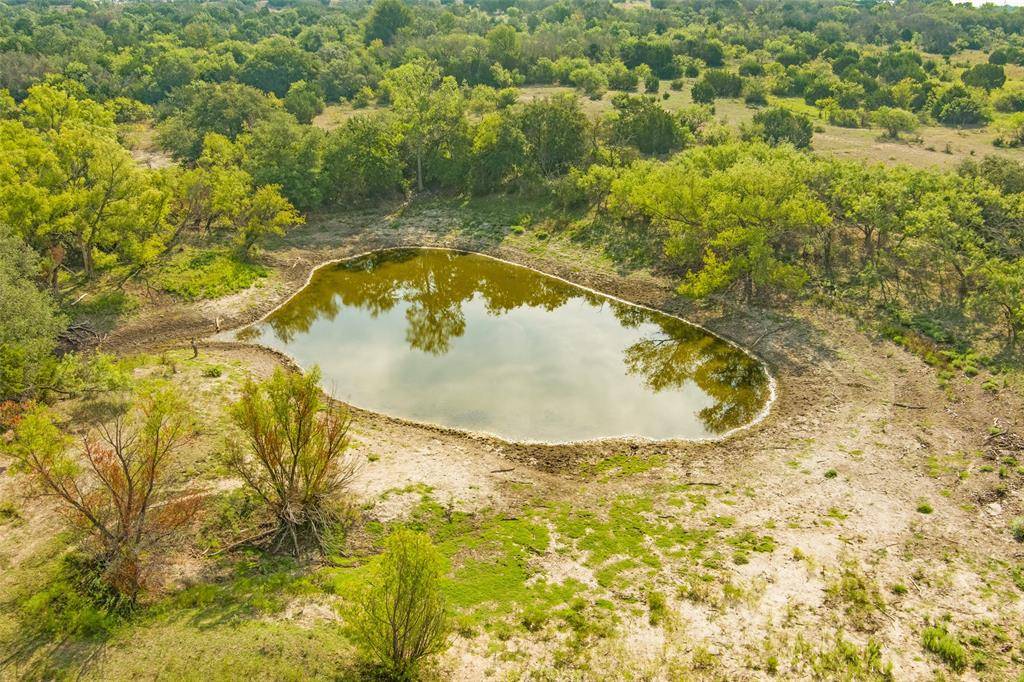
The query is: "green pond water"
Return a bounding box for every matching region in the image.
[235,249,771,442]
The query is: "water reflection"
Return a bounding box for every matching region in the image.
[243,249,770,441]
[621,318,770,434]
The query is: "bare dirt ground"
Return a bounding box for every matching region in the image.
[4,206,1024,679]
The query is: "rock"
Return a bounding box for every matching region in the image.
[985,502,1002,517]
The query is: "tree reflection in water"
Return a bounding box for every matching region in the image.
[267,249,573,352]
[620,317,769,434]
[249,249,769,438]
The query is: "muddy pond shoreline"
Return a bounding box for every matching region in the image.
[101,227,803,469]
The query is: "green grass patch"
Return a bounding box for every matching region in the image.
[153,248,267,301]
[808,633,893,680]
[582,453,669,479]
[922,624,968,672]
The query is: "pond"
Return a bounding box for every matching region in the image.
[233,249,772,443]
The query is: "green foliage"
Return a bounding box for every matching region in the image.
[381,60,469,191]
[283,80,325,125]
[364,0,413,46]
[224,367,356,557]
[646,588,668,625]
[469,110,531,194]
[611,142,825,302]
[515,94,591,177]
[17,553,126,638]
[825,562,886,631]
[992,83,1024,113]
[962,63,1006,91]
[157,82,281,162]
[5,385,199,601]
[243,114,325,210]
[238,36,318,98]
[322,113,406,203]
[930,85,990,127]
[1,89,168,279]
[0,500,21,524]
[993,112,1024,148]
[353,529,450,679]
[0,230,65,401]
[607,93,689,155]
[569,65,608,99]
[743,78,769,106]
[872,106,919,139]
[747,106,814,148]
[693,69,743,101]
[153,248,267,300]
[958,154,1024,194]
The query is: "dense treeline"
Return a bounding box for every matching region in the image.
[5,0,1024,131]
[581,144,1024,353]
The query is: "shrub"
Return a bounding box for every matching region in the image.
[224,367,358,556]
[19,554,126,637]
[354,529,450,678]
[569,66,608,99]
[826,106,868,128]
[691,79,715,104]
[930,85,990,126]
[283,79,325,124]
[825,562,885,631]
[0,500,21,524]
[872,106,919,139]
[0,230,66,402]
[693,69,743,102]
[992,84,1024,113]
[747,106,813,148]
[644,72,660,94]
[4,385,200,602]
[607,94,688,155]
[961,63,1005,91]
[743,78,768,106]
[993,112,1024,147]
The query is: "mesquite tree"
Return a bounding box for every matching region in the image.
[354,529,450,678]
[224,367,357,556]
[4,384,199,602]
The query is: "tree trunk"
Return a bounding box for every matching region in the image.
[81,240,94,279]
[1006,305,1017,352]
[862,228,874,265]
[416,152,424,192]
[48,244,65,294]
[822,229,833,279]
